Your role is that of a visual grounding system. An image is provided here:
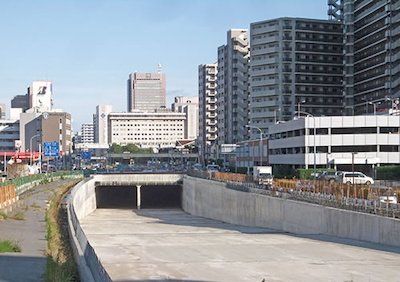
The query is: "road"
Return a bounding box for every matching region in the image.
[81,208,400,282]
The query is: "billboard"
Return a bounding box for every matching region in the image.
[31,81,53,111]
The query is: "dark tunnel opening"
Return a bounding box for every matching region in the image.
[141,185,182,208]
[95,185,182,209]
[96,186,137,209]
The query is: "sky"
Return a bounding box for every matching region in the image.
[0,0,328,132]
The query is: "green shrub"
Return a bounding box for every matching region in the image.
[295,168,327,180]
[273,165,296,179]
[376,166,400,180]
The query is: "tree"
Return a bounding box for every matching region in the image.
[109,143,123,153]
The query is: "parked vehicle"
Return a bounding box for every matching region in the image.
[253,166,273,186]
[338,172,374,185]
[206,164,220,173]
[318,171,342,182]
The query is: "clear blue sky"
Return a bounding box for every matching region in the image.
[0,0,328,131]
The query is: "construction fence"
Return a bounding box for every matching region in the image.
[0,184,17,209]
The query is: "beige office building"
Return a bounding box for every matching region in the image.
[127,71,166,112]
[108,111,186,149]
[22,111,73,156]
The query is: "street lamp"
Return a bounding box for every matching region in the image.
[295,111,316,180]
[29,133,41,166]
[297,99,305,118]
[368,101,381,115]
[246,125,263,166]
[274,108,281,124]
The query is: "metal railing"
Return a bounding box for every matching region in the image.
[0,170,84,196]
[187,170,400,218]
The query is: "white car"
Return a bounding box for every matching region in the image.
[339,172,374,185]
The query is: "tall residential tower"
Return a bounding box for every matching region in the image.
[328,0,400,115]
[198,63,218,165]
[248,18,343,138]
[217,29,250,147]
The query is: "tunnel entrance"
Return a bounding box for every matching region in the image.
[96,186,137,209]
[95,184,182,209]
[141,185,182,208]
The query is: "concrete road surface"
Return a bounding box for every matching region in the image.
[81,209,400,282]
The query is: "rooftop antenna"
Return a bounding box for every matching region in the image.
[157,63,162,73]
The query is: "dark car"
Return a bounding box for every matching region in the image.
[318,171,342,182]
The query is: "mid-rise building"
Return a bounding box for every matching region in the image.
[79,123,94,144]
[198,63,218,165]
[0,119,19,152]
[248,18,343,138]
[172,96,199,140]
[268,115,400,176]
[328,0,400,115]
[108,111,186,149]
[217,29,250,147]
[28,81,53,112]
[11,94,29,111]
[127,68,166,112]
[94,105,112,144]
[0,104,6,119]
[22,111,73,157]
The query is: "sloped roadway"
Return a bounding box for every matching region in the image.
[81,207,400,282]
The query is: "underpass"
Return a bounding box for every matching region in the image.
[69,174,400,281]
[95,185,181,209]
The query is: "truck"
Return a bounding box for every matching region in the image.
[253,166,273,186]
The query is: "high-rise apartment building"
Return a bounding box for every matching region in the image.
[249,18,343,138]
[217,29,250,146]
[127,69,166,112]
[329,0,400,115]
[172,96,199,140]
[198,63,218,165]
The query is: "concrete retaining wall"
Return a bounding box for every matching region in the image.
[67,177,111,282]
[182,176,400,247]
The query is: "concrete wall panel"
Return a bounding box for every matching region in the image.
[182,176,400,247]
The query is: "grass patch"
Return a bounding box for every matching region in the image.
[0,210,7,220]
[10,211,25,220]
[45,179,81,282]
[0,240,21,253]
[31,202,40,208]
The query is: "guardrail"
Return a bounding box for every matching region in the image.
[188,170,400,218]
[0,170,84,210]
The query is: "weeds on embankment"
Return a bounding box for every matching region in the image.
[0,240,21,253]
[45,179,82,282]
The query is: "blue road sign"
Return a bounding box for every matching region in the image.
[43,142,59,157]
[81,151,92,160]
